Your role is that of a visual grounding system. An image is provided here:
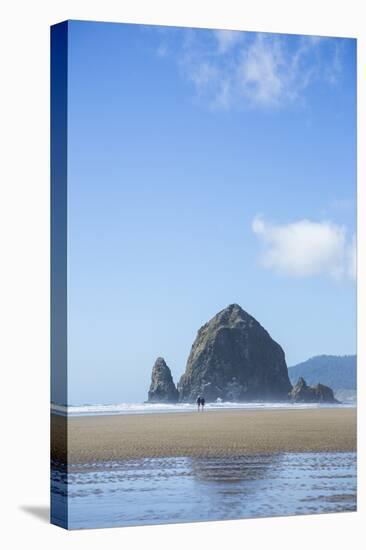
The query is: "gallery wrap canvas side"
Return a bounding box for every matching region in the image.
[51,21,68,529]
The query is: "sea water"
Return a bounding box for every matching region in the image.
[51,401,355,417]
[51,451,356,529]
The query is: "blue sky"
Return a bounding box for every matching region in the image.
[65,21,356,405]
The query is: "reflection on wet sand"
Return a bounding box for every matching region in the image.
[51,451,356,529]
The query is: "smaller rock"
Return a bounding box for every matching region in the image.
[147,357,179,403]
[289,377,338,403]
[313,383,340,403]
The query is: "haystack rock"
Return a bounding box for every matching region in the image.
[178,304,292,402]
[289,377,338,403]
[147,357,179,403]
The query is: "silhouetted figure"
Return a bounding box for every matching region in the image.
[196,396,201,411]
[201,397,205,411]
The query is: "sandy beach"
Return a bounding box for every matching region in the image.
[51,407,356,464]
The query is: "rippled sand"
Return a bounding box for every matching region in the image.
[51,407,356,463]
[51,452,356,529]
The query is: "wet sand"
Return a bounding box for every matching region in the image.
[51,407,356,464]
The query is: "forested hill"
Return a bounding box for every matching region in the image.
[288,355,356,390]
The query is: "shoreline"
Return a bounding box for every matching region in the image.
[51,407,356,464]
[51,401,356,418]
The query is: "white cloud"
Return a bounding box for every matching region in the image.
[175,31,344,110]
[252,216,355,281]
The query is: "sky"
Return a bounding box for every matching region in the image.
[63,20,356,405]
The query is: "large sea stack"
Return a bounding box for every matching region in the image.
[147,357,179,403]
[178,304,292,402]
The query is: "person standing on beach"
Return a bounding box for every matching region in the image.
[201,397,205,411]
[196,396,201,411]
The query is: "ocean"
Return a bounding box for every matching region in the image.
[51,400,355,417]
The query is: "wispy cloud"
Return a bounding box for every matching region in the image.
[213,30,244,54]
[348,235,357,280]
[237,34,291,107]
[328,197,356,214]
[252,216,356,281]
[325,40,344,85]
[156,42,169,58]
[161,30,345,110]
